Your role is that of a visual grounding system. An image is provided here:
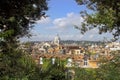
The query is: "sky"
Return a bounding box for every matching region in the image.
[21,0,114,42]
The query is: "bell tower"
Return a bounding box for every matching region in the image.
[54,34,60,45]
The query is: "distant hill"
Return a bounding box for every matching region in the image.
[24,40,105,46]
[61,40,104,46]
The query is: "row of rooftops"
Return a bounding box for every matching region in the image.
[19,40,120,68]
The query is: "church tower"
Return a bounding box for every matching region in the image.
[54,34,60,45]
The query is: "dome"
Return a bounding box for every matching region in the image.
[54,35,60,40]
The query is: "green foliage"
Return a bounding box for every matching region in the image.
[0,49,36,79]
[0,0,48,41]
[0,29,14,39]
[76,0,120,40]
[0,0,48,79]
[97,51,120,80]
[75,68,98,80]
[30,58,67,80]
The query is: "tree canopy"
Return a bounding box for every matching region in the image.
[75,0,120,40]
[0,0,48,79]
[0,0,48,42]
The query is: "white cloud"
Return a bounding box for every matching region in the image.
[52,12,84,29]
[89,35,94,39]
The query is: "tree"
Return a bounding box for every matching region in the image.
[96,51,120,80]
[75,68,98,80]
[30,58,67,80]
[0,0,48,41]
[0,49,37,79]
[75,0,120,40]
[0,0,48,79]
[75,1,120,79]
